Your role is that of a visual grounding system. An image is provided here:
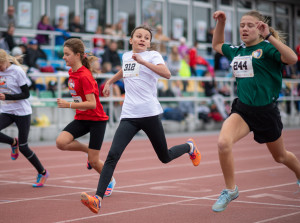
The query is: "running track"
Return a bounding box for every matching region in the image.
[0,129,299,223]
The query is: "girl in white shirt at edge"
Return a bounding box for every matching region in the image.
[0,49,49,187]
[80,25,202,214]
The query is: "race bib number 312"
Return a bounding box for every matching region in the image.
[123,61,140,78]
[231,56,254,78]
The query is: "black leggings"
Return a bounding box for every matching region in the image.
[96,115,190,198]
[0,113,45,174]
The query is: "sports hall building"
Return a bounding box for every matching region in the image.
[1,0,300,50]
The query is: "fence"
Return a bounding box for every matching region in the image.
[27,72,300,134]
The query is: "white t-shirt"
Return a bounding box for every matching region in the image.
[0,64,32,115]
[120,50,165,119]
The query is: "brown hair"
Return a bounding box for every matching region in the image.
[130,25,153,41]
[0,49,20,66]
[243,10,286,43]
[63,38,91,70]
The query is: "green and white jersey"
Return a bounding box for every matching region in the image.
[222,41,283,106]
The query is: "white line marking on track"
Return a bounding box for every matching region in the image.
[253,211,300,223]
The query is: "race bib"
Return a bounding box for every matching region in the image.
[72,96,82,103]
[122,61,140,78]
[231,56,254,78]
[72,96,86,111]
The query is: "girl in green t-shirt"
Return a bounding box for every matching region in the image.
[211,10,300,212]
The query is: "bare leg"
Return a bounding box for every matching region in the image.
[267,136,300,180]
[56,131,104,174]
[217,114,250,189]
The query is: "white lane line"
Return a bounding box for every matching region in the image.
[54,197,200,223]
[253,211,300,223]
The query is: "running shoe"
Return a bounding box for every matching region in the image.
[87,160,92,170]
[32,170,49,187]
[104,177,116,197]
[80,192,101,214]
[11,138,19,160]
[297,179,300,186]
[187,138,201,166]
[212,186,239,212]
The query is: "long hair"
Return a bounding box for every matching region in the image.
[243,10,286,43]
[0,49,21,66]
[63,38,91,70]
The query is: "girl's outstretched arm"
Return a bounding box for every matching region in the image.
[212,11,227,55]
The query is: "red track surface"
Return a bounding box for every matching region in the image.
[0,129,299,223]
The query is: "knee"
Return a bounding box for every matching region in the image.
[273,153,286,164]
[56,138,68,151]
[158,157,170,164]
[217,137,232,154]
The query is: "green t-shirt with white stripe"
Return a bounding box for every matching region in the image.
[222,41,283,106]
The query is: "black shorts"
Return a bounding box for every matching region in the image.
[63,119,107,150]
[230,98,283,144]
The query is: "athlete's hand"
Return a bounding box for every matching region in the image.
[213,11,226,23]
[102,81,111,97]
[0,93,5,100]
[57,98,69,108]
[132,53,144,65]
[256,21,269,38]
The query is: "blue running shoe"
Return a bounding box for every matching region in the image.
[297,180,300,186]
[104,177,116,197]
[212,186,239,212]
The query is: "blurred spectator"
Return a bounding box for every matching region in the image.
[113,19,126,49]
[178,37,189,59]
[167,45,181,76]
[189,41,198,76]
[101,41,122,73]
[23,39,47,69]
[36,15,55,45]
[153,24,170,54]
[202,71,228,120]
[214,51,230,77]
[0,24,16,52]
[93,26,106,57]
[206,27,214,55]
[55,17,71,46]
[0,5,16,28]
[69,15,85,33]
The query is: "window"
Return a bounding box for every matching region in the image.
[13,0,42,29]
[84,0,106,33]
[49,0,75,31]
[142,0,163,28]
[115,0,136,35]
[168,3,188,40]
[193,6,210,42]
[237,0,252,9]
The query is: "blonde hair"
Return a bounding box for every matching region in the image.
[243,10,286,43]
[0,49,21,66]
[88,55,101,74]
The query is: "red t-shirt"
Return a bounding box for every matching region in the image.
[68,66,108,121]
[296,44,300,61]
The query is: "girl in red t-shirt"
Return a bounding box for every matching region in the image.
[56,38,116,196]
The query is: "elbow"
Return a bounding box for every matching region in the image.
[165,71,171,79]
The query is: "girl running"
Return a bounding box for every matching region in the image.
[80,25,201,214]
[211,10,300,212]
[56,38,115,196]
[0,49,49,187]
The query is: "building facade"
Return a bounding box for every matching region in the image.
[1,0,300,49]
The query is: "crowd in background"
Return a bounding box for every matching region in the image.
[0,5,300,125]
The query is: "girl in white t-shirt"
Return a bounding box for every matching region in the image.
[80,25,201,214]
[0,49,49,187]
